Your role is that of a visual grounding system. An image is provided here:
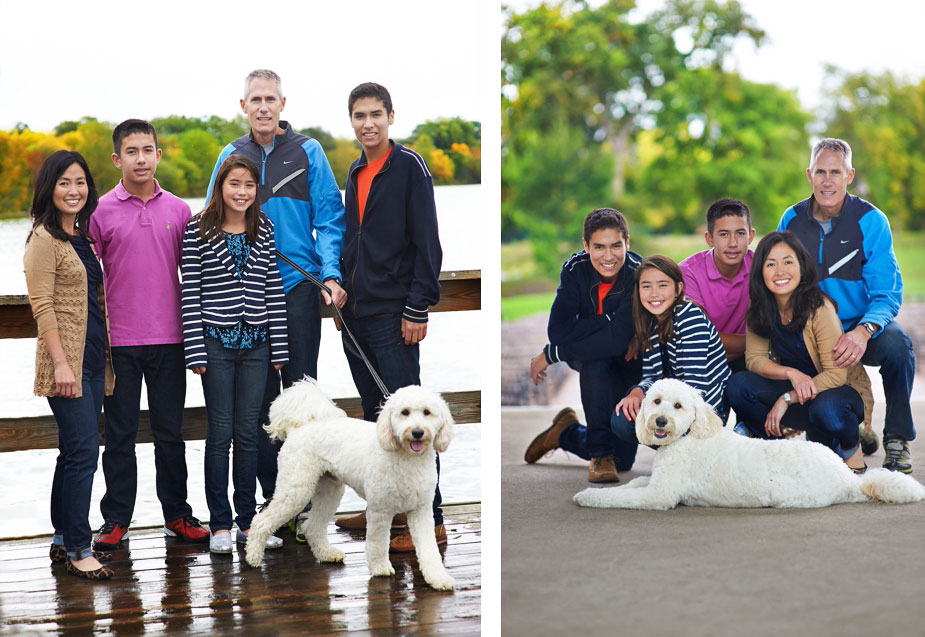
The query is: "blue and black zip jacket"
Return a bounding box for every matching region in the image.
[777,194,902,335]
[341,142,442,323]
[206,121,345,293]
[544,250,641,364]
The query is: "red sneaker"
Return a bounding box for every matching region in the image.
[164,516,209,542]
[94,521,129,550]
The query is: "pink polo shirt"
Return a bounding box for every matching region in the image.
[88,180,191,346]
[679,248,753,335]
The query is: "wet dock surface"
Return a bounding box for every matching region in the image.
[0,504,481,635]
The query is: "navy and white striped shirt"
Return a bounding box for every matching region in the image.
[637,300,730,414]
[181,215,288,368]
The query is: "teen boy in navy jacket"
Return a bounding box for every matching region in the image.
[527,208,643,483]
[333,83,446,552]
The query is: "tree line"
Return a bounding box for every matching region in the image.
[502,0,925,276]
[0,115,480,216]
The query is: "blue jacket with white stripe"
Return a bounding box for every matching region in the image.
[777,194,902,334]
[180,215,289,368]
[207,122,345,293]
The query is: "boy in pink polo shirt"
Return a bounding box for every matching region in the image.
[679,198,755,373]
[88,119,208,549]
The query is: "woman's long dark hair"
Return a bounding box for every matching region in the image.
[632,254,687,351]
[747,231,830,338]
[197,155,264,243]
[27,150,98,243]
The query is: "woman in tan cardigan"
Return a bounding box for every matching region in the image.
[726,231,867,473]
[24,151,115,580]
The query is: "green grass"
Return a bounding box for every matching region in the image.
[500,292,556,321]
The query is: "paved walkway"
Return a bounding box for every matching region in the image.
[501,402,925,637]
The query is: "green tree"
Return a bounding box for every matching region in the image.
[176,129,222,197]
[631,69,810,233]
[503,0,764,198]
[70,118,122,195]
[821,68,925,230]
[502,122,614,275]
[410,118,480,149]
[298,126,337,151]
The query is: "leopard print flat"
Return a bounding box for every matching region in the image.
[65,557,114,580]
[49,543,113,564]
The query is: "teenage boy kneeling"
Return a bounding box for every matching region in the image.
[526,208,642,483]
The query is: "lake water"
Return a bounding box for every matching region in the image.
[1,185,481,538]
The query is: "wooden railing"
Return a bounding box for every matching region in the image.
[0,270,480,453]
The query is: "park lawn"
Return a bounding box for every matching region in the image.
[502,231,925,321]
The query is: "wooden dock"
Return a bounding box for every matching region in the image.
[0,504,481,635]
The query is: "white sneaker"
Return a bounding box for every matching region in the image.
[209,530,233,554]
[236,528,283,549]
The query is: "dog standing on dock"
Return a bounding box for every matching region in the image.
[574,378,925,510]
[244,380,455,591]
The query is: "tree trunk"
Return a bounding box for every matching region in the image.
[605,114,634,200]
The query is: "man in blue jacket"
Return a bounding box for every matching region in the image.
[332,82,446,552]
[206,69,346,503]
[526,208,642,483]
[778,138,915,473]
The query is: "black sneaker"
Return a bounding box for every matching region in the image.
[882,435,912,474]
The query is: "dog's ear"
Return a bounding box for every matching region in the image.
[376,401,402,452]
[689,392,723,439]
[433,395,455,453]
[634,394,652,445]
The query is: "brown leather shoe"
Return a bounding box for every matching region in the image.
[389,523,448,553]
[524,407,579,463]
[588,455,620,483]
[334,511,408,530]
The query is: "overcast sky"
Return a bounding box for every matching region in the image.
[0,0,484,139]
[504,0,925,115]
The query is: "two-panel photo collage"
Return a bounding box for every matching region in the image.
[1,0,924,635]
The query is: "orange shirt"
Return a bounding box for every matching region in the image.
[356,147,392,224]
[596,280,615,314]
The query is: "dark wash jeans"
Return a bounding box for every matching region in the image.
[862,321,916,441]
[342,312,443,525]
[49,365,104,560]
[726,371,864,458]
[558,356,642,470]
[100,343,191,525]
[201,338,268,531]
[257,280,321,500]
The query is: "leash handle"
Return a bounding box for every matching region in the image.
[274,250,391,399]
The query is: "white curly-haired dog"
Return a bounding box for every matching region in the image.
[244,379,455,591]
[574,378,925,510]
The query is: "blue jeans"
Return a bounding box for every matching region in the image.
[49,365,104,560]
[257,281,321,499]
[558,357,642,469]
[100,344,190,525]
[201,338,268,531]
[726,371,864,458]
[342,312,443,525]
[862,321,916,441]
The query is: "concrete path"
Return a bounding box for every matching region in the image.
[501,402,925,637]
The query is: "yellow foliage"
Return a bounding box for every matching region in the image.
[428,148,455,181]
[450,142,471,156]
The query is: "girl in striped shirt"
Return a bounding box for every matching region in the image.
[612,255,731,442]
[181,155,288,554]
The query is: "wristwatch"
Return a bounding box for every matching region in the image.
[781,392,792,406]
[861,322,878,336]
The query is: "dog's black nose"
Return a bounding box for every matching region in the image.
[655,416,668,427]
[412,428,424,440]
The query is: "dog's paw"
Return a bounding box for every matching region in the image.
[424,571,455,591]
[573,488,596,507]
[244,543,264,568]
[315,546,345,563]
[369,561,396,577]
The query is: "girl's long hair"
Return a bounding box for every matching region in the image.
[197,155,264,243]
[746,231,830,339]
[27,150,98,244]
[632,254,687,351]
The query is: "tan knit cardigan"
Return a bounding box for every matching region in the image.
[23,225,114,398]
[745,298,874,426]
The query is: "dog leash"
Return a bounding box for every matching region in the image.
[274,250,391,399]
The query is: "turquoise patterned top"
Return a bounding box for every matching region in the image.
[204,231,268,349]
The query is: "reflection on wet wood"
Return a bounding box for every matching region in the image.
[0,504,481,635]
